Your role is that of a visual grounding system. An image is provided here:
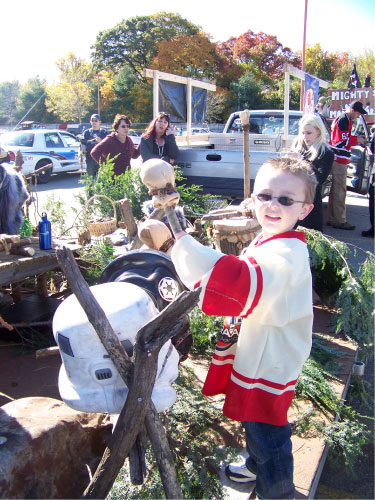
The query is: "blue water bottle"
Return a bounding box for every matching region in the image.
[39,212,52,250]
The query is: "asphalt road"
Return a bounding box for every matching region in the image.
[27,171,86,229]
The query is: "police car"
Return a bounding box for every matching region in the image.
[0,129,82,183]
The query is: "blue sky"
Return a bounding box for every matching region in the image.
[2,0,374,84]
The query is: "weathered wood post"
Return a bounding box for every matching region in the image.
[118,198,138,243]
[240,109,251,199]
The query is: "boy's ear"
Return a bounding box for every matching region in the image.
[298,203,314,220]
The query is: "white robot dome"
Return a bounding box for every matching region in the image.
[53,282,158,360]
[52,282,179,414]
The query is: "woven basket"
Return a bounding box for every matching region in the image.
[84,195,117,237]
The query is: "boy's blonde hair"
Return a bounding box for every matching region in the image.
[255,157,318,204]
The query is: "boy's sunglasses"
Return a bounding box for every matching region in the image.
[255,193,306,206]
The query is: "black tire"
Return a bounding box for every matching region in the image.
[35,159,52,184]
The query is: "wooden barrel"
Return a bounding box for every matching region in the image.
[212,217,261,256]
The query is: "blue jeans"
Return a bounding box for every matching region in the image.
[243,421,295,499]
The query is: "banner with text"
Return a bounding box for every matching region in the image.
[328,88,375,118]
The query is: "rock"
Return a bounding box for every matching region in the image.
[0,397,113,499]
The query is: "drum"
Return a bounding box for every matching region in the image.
[212,217,261,255]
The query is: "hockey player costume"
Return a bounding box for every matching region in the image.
[171,230,313,426]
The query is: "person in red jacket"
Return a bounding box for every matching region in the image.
[327,101,367,230]
[90,114,140,176]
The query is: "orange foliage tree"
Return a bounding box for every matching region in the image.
[151,33,220,80]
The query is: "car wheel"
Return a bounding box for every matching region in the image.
[35,159,52,184]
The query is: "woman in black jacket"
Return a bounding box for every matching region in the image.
[292,114,334,232]
[140,112,179,165]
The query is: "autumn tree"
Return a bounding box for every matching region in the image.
[332,49,375,88]
[45,53,94,122]
[219,31,300,86]
[152,32,219,79]
[305,43,344,82]
[91,12,200,79]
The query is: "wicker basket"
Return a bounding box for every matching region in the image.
[84,195,117,237]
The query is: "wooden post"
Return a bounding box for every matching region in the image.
[239,109,250,198]
[186,78,192,145]
[118,198,138,243]
[36,273,49,297]
[56,246,200,499]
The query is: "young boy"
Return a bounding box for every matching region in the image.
[171,157,317,499]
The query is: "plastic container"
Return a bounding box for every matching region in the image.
[38,212,52,250]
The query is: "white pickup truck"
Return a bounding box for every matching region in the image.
[176,109,373,199]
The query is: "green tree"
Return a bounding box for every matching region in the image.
[97,65,152,123]
[16,77,56,123]
[0,81,20,126]
[45,53,94,122]
[91,12,200,78]
[265,78,301,110]
[228,71,264,112]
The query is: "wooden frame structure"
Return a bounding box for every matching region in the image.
[144,69,216,144]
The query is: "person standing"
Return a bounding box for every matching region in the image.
[327,101,367,230]
[90,114,140,176]
[292,114,334,232]
[140,112,179,165]
[81,114,108,179]
[171,157,316,499]
[362,125,374,238]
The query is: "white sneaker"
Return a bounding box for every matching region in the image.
[225,463,257,483]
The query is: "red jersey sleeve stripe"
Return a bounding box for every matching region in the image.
[200,254,251,316]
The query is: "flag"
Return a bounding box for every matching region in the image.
[347,64,362,89]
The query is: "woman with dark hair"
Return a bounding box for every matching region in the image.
[140,112,179,165]
[91,114,140,176]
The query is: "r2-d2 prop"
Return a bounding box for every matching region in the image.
[53,280,180,414]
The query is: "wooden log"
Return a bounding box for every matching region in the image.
[10,246,35,257]
[0,236,32,252]
[118,199,138,243]
[56,246,199,499]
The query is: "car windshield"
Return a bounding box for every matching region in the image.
[230,115,301,135]
[1,132,35,147]
[60,132,80,147]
